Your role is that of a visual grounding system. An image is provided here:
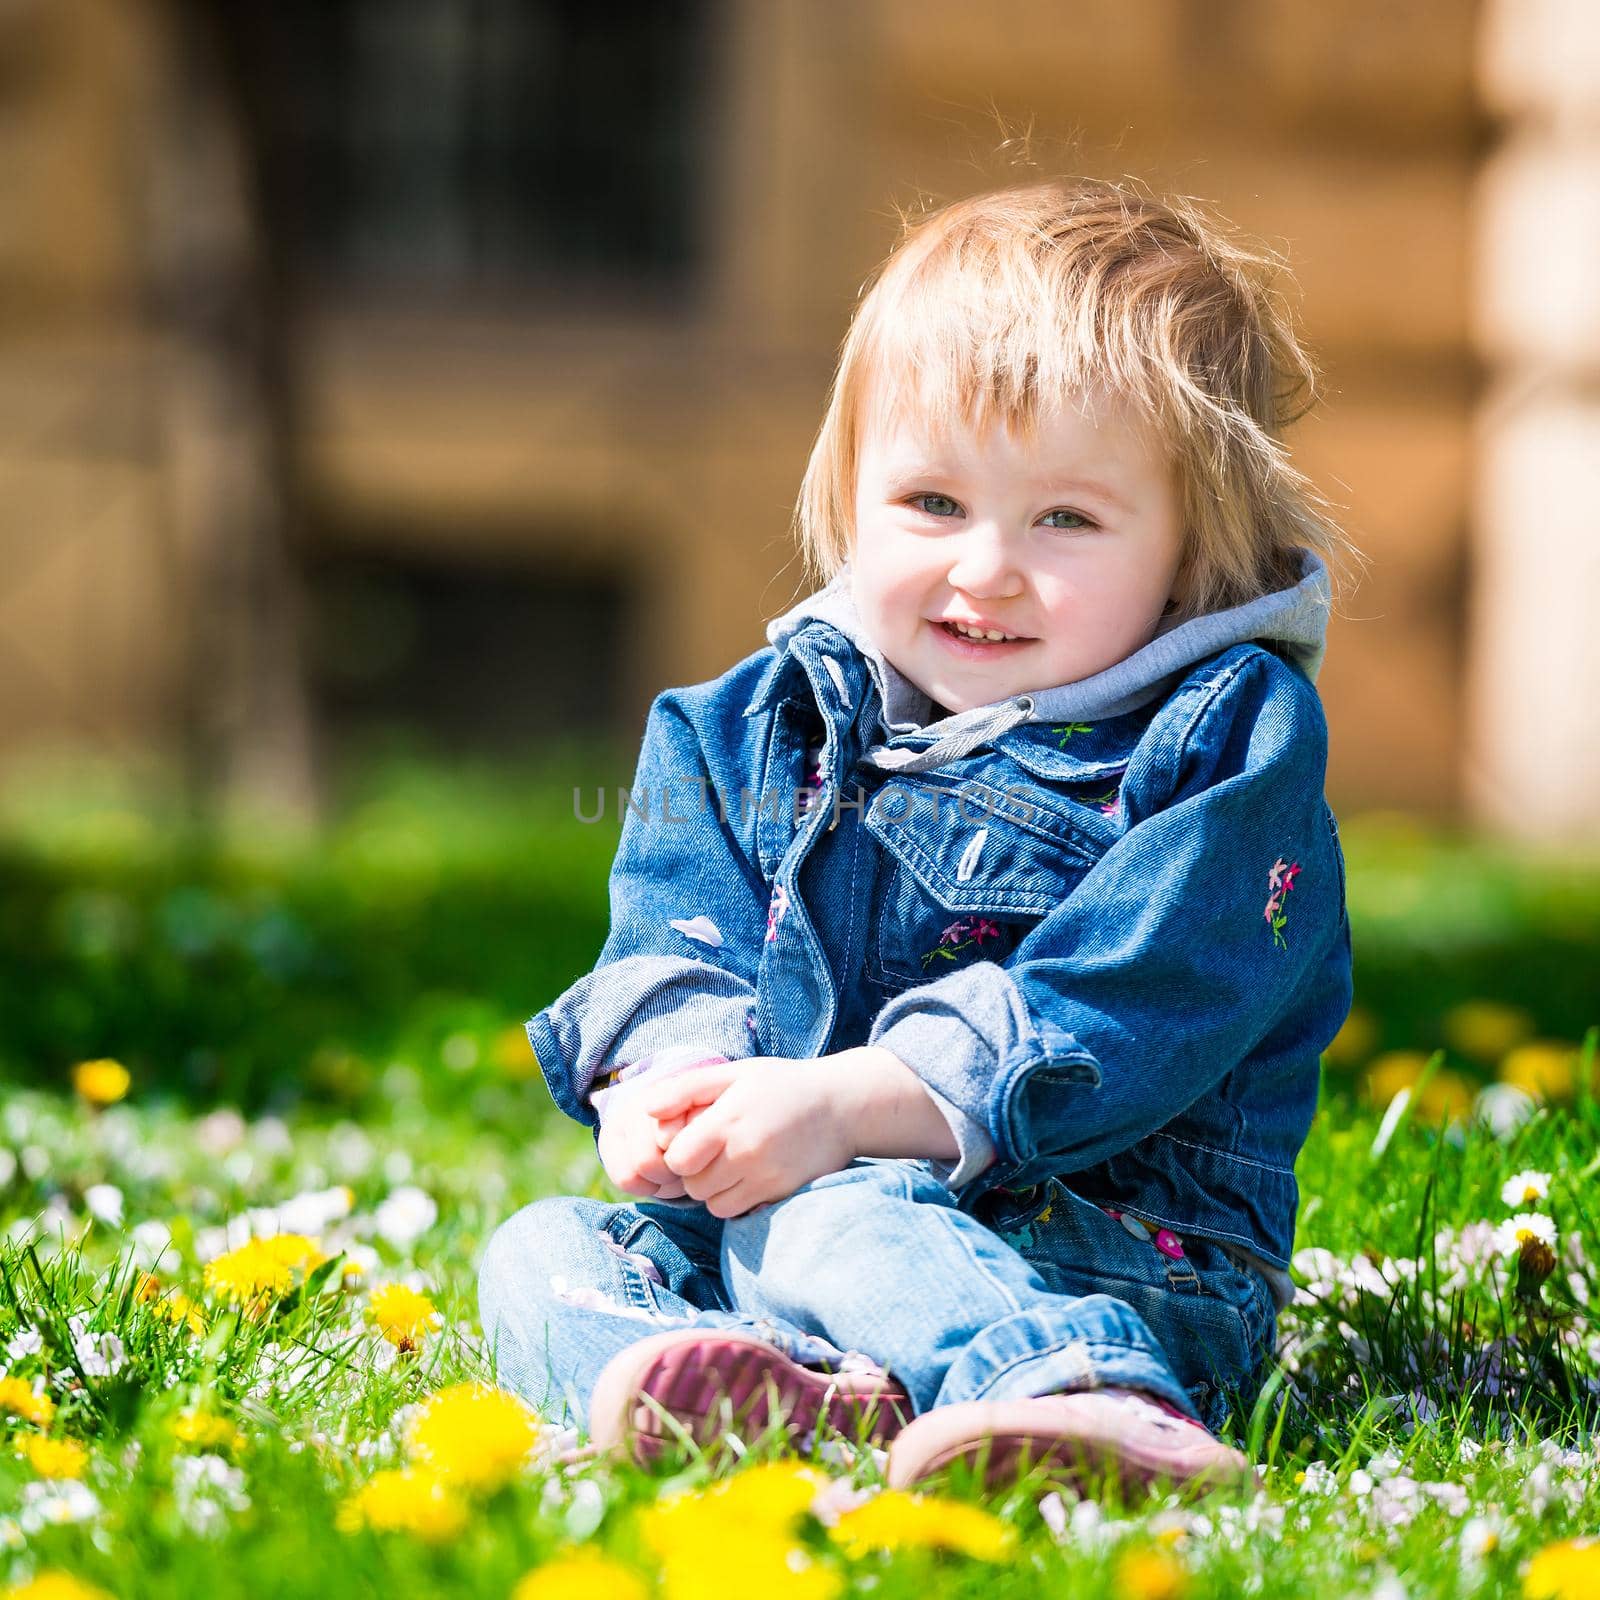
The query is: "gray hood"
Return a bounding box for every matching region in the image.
[764,548,1332,774]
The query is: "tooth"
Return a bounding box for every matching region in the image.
[984,629,1005,641]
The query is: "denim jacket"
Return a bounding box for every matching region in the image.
[528,549,1353,1276]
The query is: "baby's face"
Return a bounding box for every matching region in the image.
[851,393,1185,714]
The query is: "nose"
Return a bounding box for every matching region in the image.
[944,520,1024,600]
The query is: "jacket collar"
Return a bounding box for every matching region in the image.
[756,550,1332,772]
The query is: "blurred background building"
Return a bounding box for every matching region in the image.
[1,0,1595,837]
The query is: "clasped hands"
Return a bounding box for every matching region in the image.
[594,1046,957,1219]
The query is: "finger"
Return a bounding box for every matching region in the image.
[704,1179,762,1220]
[641,1063,743,1120]
[679,1145,741,1200]
[653,1112,691,1149]
[631,1143,677,1185]
[613,1170,661,1199]
[662,1116,728,1179]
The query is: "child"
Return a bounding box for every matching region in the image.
[478,176,1354,1492]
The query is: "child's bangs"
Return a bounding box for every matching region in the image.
[857,243,1174,448]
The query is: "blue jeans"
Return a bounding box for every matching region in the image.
[477,1159,1277,1436]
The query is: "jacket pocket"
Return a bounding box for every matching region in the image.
[862,776,1099,990]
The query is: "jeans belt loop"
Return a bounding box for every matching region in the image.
[1164,1251,1201,1293]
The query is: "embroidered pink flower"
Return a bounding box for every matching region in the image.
[920,917,1004,969]
[1263,858,1300,950]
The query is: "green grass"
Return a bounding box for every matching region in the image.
[0,758,1596,1597]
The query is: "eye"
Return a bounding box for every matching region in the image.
[908,493,962,518]
[1040,508,1096,531]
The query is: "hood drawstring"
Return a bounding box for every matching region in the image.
[863,696,1036,775]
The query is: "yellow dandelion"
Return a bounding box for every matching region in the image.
[718,1461,826,1525]
[255,1234,329,1272]
[405,1383,541,1492]
[640,1463,821,1547]
[646,1529,840,1600]
[1525,1536,1600,1600]
[367,1284,442,1352]
[1443,1000,1534,1062]
[170,1410,242,1455]
[1415,1069,1474,1122]
[1115,1545,1190,1600]
[19,1436,89,1480]
[511,1551,651,1600]
[1363,1050,1432,1105]
[202,1234,327,1310]
[640,1471,843,1600]
[1322,1007,1377,1070]
[4,1574,115,1600]
[0,1375,56,1429]
[71,1059,130,1106]
[1500,1040,1579,1102]
[828,1489,1013,1562]
[150,1289,208,1336]
[494,1023,540,1080]
[337,1468,467,1542]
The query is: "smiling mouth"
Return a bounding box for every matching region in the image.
[936,620,1033,645]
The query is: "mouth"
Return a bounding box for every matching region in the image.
[932,618,1035,656]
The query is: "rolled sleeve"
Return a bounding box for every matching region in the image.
[529,672,773,1127]
[867,966,1101,1167]
[918,1084,999,1189]
[529,957,758,1127]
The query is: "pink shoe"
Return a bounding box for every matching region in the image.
[587,1329,912,1466]
[886,1387,1258,1493]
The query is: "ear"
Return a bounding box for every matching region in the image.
[1165,546,1197,615]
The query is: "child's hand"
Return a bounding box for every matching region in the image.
[596,1093,692,1200]
[645,1057,858,1218]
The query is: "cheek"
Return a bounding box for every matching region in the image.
[854,533,924,616]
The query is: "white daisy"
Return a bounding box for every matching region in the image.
[1500,1169,1551,1208]
[84,1183,124,1227]
[18,1479,100,1534]
[1494,1212,1558,1257]
[372,1185,438,1249]
[74,1328,126,1378]
[174,1453,249,1537]
[5,1329,42,1361]
[1458,1513,1503,1563]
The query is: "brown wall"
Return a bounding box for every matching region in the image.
[0,0,1491,821]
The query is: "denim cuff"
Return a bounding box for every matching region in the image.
[977,1338,1200,1419]
[589,1046,732,1125]
[918,1085,997,1190]
[529,954,758,1127]
[866,961,1098,1164]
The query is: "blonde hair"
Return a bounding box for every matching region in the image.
[793,176,1352,621]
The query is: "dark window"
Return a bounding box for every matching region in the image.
[306,547,632,760]
[255,0,715,297]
